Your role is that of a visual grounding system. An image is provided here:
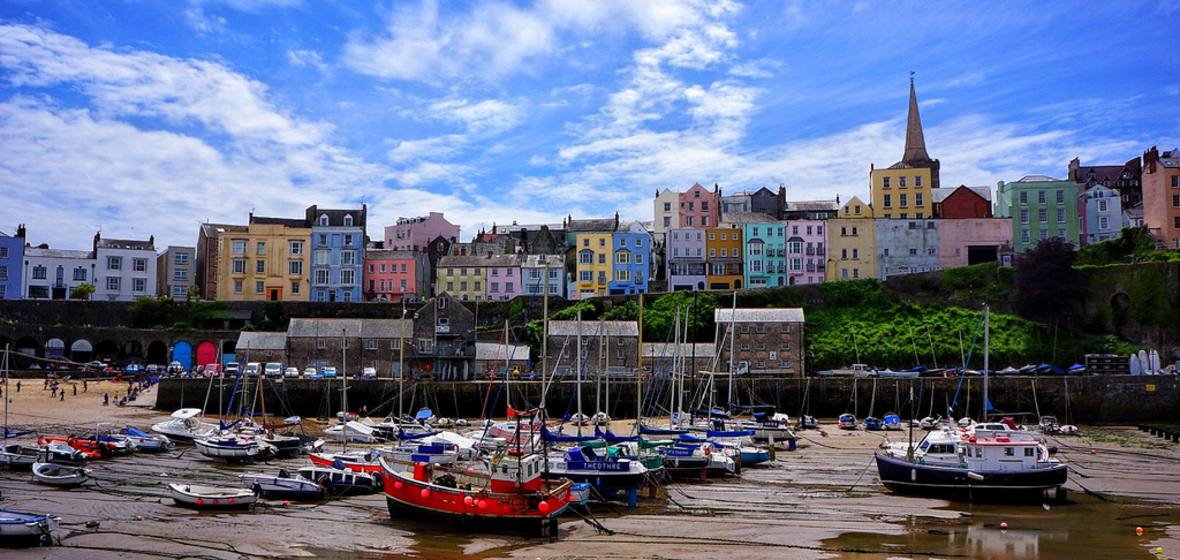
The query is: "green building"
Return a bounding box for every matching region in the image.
[996,175,1080,253]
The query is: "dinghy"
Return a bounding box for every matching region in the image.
[168,483,256,509]
[0,508,60,546]
[240,469,325,500]
[31,462,91,487]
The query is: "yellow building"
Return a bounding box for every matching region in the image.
[705,227,743,289]
[869,80,940,220]
[827,197,877,281]
[573,232,612,299]
[216,216,311,301]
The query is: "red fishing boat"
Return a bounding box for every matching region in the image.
[37,436,111,459]
[380,409,573,536]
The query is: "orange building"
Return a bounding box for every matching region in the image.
[705,227,743,290]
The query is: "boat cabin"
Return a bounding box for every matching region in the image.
[489,453,547,493]
[959,430,1049,470]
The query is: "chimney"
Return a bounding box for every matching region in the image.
[16,224,25,238]
[614,212,619,230]
[487,251,493,258]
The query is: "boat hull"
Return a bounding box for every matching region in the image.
[874,452,1068,502]
[383,474,570,535]
[168,483,256,509]
[31,462,90,487]
[0,509,60,546]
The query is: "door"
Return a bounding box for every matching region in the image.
[267,287,282,301]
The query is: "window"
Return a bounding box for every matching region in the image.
[319,214,329,226]
[599,238,606,247]
[1020,209,1029,224]
[289,260,303,275]
[107,256,122,271]
[232,239,247,254]
[899,193,908,207]
[491,282,499,293]
[256,260,265,274]
[1056,208,1066,223]
[506,282,513,292]
[616,252,631,264]
[1056,190,1065,204]
[290,240,304,255]
[1038,191,1046,204]
[852,248,859,259]
[234,281,243,293]
[315,269,329,284]
[1172,176,1179,188]
[663,217,672,227]
[580,271,592,282]
[73,267,87,281]
[460,281,467,291]
[342,251,356,265]
[1174,216,1180,229]
[1020,192,1028,205]
[915,176,922,187]
[883,177,891,188]
[1098,216,1109,229]
[899,177,907,188]
[620,238,628,248]
[256,242,266,255]
[636,253,644,264]
[0,247,6,259]
[842,268,848,279]
[1039,209,1048,223]
[664,202,672,212]
[446,281,454,291]
[915,192,924,207]
[341,270,354,285]
[1173,195,1180,208]
[1098,200,1109,212]
[884,194,892,208]
[615,270,631,282]
[852,226,858,235]
[598,254,606,264]
[174,270,188,281]
[107,277,121,291]
[314,250,330,265]
[232,259,246,274]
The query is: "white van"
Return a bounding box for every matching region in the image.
[244,362,262,376]
[264,363,283,377]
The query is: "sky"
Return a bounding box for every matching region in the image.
[1,1,1178,251]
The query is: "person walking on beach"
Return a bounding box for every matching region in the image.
[103,393,109,406]
[60,391,64,402]
[51,386,57,398]
[15,381,19,392]
[82,380,87,392]
[73,385,77,396]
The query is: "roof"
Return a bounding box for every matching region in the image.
[287,318,412,338]
[719,212,778,224]
[1160,149,1180,167]
[200,223,248,237]
[1015,174,1064,183]
[522,254,564,267]
[548,321,639,337]
[365,249,420,260]
[438,254,521,267]
[642,342,717,359]
[25,247,92,259]
[236,332,287,351]
[307,206,366,227]
[96,237,154,251]
[714,308,805,323]
[250,215,309,228]
[567,218,618,232]
[932,186,992,204]
[475,342,531,361]
[784,200,840,212]
[902,81,932,166]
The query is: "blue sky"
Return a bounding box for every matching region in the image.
[1,0,1178,251]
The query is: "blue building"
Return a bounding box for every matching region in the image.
[0,225,26,300]
[608,221,650,295]
[307,205,366,302]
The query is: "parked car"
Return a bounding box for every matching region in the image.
[84,361,106,372]
[263,363,283,377]
[284,367,300,378]
[124,363,142,373]
[302,366,318,378]
[361,367,377,379]
[167,361,184,374]
[244,362,261,377]
[321,366,338,378]
[200,364,223,377]
[145,364,161,374]
[224,362,240,376]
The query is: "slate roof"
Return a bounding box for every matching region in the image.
[719,212,778,224]
[237,332,288,351]
[287,318,412,338]
[24,247,92,259]
[548,321,639,337]
[365,249,420,260]
[250,216,309,228]
[642,342,717,359]
[475,342,531,361]
[96,238,154,251]
[201,223,248,237]
[932,186,992,204]
[438,254,521,268]
[714,308,805,323]
[784,200,840,212]
[1015,175,1064,183]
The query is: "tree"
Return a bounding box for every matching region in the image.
[70,284,96,300]
[1013,237,1086,324]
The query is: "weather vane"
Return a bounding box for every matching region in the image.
[910,70,915,84]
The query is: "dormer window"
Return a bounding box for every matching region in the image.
[319,214,329,226]
[343,215,353,227]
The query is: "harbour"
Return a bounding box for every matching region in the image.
[2,378,1179,559]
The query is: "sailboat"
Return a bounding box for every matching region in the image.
[2,345,39,469]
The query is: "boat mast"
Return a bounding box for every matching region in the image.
[3,344,8,443]
[342,328,348,451]
[576,309,583,431]
[728,290,736,406]
[540,259,549,412]
[399,306,406,422]
[983,305,989,421]
[635,294,643,433]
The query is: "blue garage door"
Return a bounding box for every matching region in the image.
[172,341,193,370]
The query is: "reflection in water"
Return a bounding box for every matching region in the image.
[824,494,1179,559]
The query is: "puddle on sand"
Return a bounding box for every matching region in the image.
[822,494,1180,559]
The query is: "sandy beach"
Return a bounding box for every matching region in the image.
[2,376,1179,559]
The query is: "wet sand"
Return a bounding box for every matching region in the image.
[1,378,1179,559]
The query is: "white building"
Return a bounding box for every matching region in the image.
[23,246,96,300]
[93,234,157,301]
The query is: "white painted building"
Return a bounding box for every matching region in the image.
[22,246,96,300]
[93,234,158,301]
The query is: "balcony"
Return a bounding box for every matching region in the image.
[805,247,815,256]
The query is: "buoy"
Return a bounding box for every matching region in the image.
[1000,522,1008,529]
[394,481,403,489]
[1091,449,1097,454]
[196,499,204,505]
[135,516,143,521]
[538,500,550,512]
[282,501,290,507]
[1137,527,1144,535]
[478,500,487,510]
[227,499,234,504]
[1156,547,1163,554]
[464,496,474,506]
[421,489,431,498]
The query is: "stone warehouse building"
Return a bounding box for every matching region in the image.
[714,308,806,377]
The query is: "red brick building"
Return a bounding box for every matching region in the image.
[932,185,992,219]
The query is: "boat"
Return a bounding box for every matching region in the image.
[37,436,111,460]
[798,415,819,430]
[0,508,60,546]
[194,433,272,461]
[863,416,883,431]
[542,445,650,494]
[878,368,921,379]
[168,483,256,509]
[875,305,1069,502]
[297,465,381,495]
[1037,415,1061,435]
[883,413,902,431]
[240,469,325,500]
[1,444,39,469]
[37,441,89,465]
[838,413,858,430]
[151,409,218,444]
[115,426,174,452]
[379,408,574,536]
[31,462,91,487]
[308,450,384,474]
[323,421,382,444]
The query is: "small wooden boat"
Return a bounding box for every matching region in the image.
[32,462,91,487]
[240,469,325,500]
[168,483,256,509]
[297,466,381,495]
[0,508,60,546]
[1,444,39,469]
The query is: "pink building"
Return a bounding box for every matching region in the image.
[484,254,523,301]
[679,183,721,228]
[937,219,1012,269]
[364,250,429,302]
[783,219,827,285]
[384,212,460,251]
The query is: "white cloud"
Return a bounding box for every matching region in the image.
[386,135,467,164]
[427,98,523,135]
[287,50,329,74]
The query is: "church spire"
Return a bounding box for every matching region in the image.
[902,72,931,166]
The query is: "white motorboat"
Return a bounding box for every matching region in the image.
[194,433,275,462]
[37,442,89,465]
[297,466,381,495]
[0,508,60,546]
[32,462,91,487]
[116,427,174,452]
[240,469,325,500]
[151,409,218,444]
[168,483,256,509]
[323,420,382,444]
[1,444,39,469]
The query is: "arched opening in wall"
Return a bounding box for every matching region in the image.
[221,340,238,364]
[195,341,217,368]
[71,339,95,363]
[146,340,168,365]
[15,336,39,359]
[1110,292,1131,327]
[45,338,66,359]
[172,341,193,371]
[0,335,10,352]
[94,340,119,362]
[734,280,742,289]
[122,340,144,360]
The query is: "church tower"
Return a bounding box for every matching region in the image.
[869,76,940,219]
